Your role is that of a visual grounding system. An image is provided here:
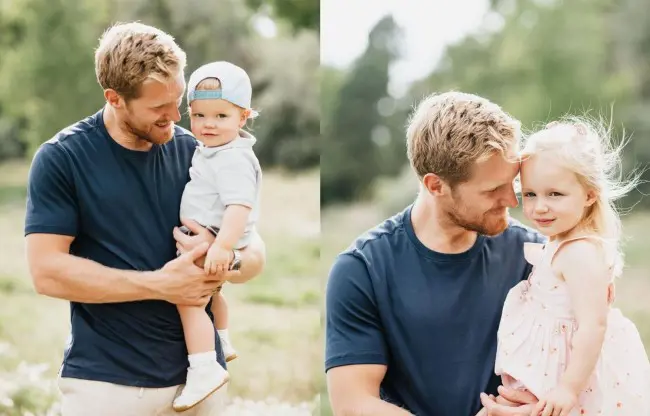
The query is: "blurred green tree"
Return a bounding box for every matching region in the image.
[323,0,649,207]
[248,30,320,170]
[611,0,650,206]
[412,0,644,207]
[246,0,319,31]
[0,0,318,171]
[0,0,108,157]
[321,15,402,205]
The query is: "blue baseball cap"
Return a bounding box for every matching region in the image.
[187,61,258,118]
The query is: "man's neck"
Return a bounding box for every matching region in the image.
[103,104,152,152]
[410,193,478,254]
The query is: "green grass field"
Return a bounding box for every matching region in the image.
[0,161,320,415]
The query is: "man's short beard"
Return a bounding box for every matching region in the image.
[125,119,155,144]
[448,208,507,236]
[447,190,509,236]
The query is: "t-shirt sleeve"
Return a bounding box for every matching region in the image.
[325,252,389,372]
[213,151,258,208]
[24,142,79,237]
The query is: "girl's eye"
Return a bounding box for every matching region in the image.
[523,192,535,198]
[550,192,563,197]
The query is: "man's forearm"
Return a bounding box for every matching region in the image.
[335,397,413,416]
[31,252,162,303]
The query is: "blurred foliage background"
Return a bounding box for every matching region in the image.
[0,0,319,171]
[321,0,650,209]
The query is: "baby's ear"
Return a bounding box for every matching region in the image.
[585,189,597,207]
[239,109,250,126]
[523,242,544,266]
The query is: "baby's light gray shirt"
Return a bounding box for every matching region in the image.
[180,130,262,249]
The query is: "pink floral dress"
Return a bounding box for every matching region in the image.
[495,237,650,415]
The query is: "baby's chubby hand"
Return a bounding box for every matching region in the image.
[204,243,234,276]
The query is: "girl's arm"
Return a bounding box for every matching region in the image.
[554,239,611,395]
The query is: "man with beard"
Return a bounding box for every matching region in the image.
[24,22,265,415]
[325,92,545,416]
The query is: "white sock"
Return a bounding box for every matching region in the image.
[188,351,216,368]
[217,329,231,345]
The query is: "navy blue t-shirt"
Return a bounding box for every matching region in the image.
[24,109,226,387]
[325,206,545,416]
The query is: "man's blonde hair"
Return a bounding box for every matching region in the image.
[406,92,521,187]
[95,22,187,101]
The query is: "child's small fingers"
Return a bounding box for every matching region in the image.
[541,403,554,416]
[532,400,546,416]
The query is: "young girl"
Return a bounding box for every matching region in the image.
[173,61,262,411]
[491,119,650,415]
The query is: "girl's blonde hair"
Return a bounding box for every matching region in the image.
[521,116,642,276]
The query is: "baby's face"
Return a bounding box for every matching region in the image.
[520,153,594,238]
[189,99,247,146]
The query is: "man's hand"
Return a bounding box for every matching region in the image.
[174,218,249,283]
[159,242,225,306]
[478,386,538,416]
[173,219,215,268]
[475,393,520,416]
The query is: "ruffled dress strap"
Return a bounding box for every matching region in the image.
[547,235,618,280]
[547,235,618,304]
[523,242,545,267]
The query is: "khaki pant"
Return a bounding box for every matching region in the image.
[57,376,227,415]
